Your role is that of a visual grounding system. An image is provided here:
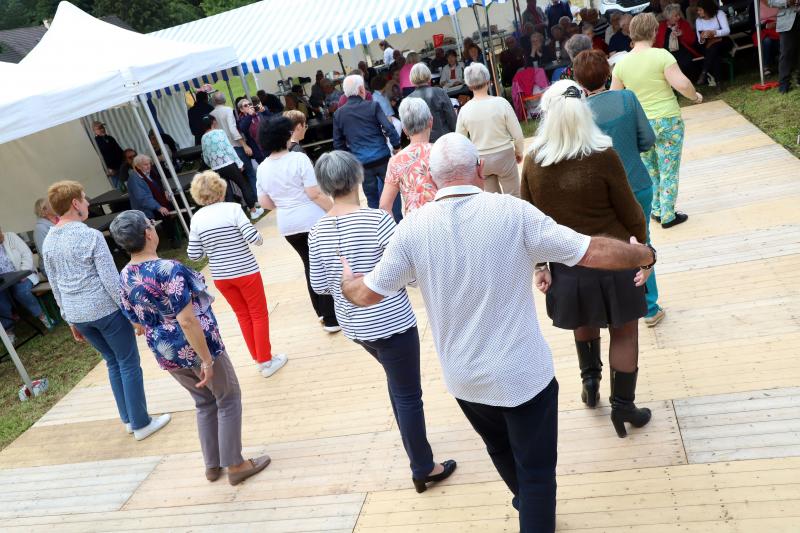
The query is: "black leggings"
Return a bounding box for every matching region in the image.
[699,39,732,84]
[217,163,256,210]
[284,232,338,327]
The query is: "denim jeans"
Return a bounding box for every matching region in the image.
[355,326,434,479]
[0,279,44,329]
[74,310,151,430]
[233,146,258,201]
[634,187,661,317]
[363,160,403,222]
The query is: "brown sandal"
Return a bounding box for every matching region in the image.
[228,455,271,486]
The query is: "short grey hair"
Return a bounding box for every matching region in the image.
[663,3,682,17]
[314,150,364,198]
[110,210,149,254]
[342,74,365,97]
[464,63,491,90]
[212,91,226,105]
[429,133,479,187]
[410,63,432,86]
[132,154,152,169]
[565,34,592,60]
[398,97,432,136]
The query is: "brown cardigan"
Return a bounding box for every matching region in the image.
[520,149,646,244]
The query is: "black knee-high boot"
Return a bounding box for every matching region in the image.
[610,368,652,438]
[575,338,602,408]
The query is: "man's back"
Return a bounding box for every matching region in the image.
[333,96,397,166]
[365,190,589,407]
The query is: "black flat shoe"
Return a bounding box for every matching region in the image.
[661,212,688,229]
[651,214,661,223]
[412,459,457,493]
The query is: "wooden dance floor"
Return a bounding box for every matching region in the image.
[2,101,799,531]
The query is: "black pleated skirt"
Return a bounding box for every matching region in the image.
[545,263,647,330]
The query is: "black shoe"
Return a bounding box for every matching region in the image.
[412,459,457,493]
[575,338,602,408]
[651,214,661,223]
[778,83,791,94]
[661,212,688,229]
[610,368,652,438]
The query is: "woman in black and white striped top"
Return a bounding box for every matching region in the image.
[308,151,455,493]
[188,171,287,378]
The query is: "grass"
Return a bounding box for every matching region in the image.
[211,74,259,101]
[0,244,205,452]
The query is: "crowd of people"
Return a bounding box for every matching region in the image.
[2,7,745,532]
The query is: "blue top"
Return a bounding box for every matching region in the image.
[119,259,224,371]
[587,90,655,193]
[333,95,400,166]
[373,91,394,118]
[127,170,166,219]
[545,1,572,26]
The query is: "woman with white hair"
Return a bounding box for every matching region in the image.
[379,98,437,215]
[308,150,456,493]
[456,63,525,197]
[520,80,653,438]
[407,63,457,142]
[33,198,59,277]
[128,154,171,220]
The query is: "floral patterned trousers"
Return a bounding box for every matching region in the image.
[641,117,685,225]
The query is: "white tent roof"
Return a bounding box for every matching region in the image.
[153,0,506,74]
[0,1,240,145]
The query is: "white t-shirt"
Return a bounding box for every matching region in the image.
[256,151,326,236]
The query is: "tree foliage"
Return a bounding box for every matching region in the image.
[200,0,258,17]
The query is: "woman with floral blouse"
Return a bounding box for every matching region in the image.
[110,210,270,486]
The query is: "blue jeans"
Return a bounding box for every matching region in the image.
[74,310,151,430]
[634,187,661,317]
[355,326,434,479]
[363,160,403,222]
[0,279,43,329]
[233,146,258,201]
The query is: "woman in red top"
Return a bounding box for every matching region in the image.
[655,4,700,77]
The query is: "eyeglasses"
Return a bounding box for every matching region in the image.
[241,103,253,108]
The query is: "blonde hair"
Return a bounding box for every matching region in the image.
[34,198,52,218]
[190,171,227,206]
[47,180,85,216]
[283,109,307,128]
[528,80,612,167]
[629,12,659,43]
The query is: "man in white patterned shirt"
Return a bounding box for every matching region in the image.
[341,133,656,533]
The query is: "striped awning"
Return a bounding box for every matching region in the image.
[153,0,506,75]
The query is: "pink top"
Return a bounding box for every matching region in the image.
[399,63,415,89]
[385,142,437,213]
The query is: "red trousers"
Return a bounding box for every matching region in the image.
[214,272,272,363]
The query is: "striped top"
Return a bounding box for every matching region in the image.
[187,202,263,280]
[308,208,416,341]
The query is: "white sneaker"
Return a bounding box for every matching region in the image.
[259,354,288,378]
[133,413,172,441]
[322,325,341,333]
[318,316,324,323]
[250,207,265,220]
[125,423,133,435]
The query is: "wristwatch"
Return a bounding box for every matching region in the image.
[640,243,657,270]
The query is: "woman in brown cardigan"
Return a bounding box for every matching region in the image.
[521,79,653,438]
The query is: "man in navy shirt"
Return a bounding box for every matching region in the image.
[545,0,572,29]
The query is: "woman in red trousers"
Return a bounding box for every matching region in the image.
[188,171,288,378]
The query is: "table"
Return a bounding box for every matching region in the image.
[542,59,570,76]
[0,270,43,360]
[176,145,202,161]
[89,189,129,209]
[85,213,120,232]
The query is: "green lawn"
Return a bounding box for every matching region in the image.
[0,245,206,452]
[211,74,259,101]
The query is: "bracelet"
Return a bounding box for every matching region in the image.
[201,359,215,370]
[640,243,657,270]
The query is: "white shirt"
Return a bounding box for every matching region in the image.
[695,11,730,41]
[187,202,262,280]
[210,105,242,144]
[256,151,326,236]
[384,47,395,66]
[364,186,591,407]
[309,208,416,341]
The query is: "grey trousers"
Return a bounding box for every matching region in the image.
[170,353,245,468]
[779,16,800,87]
[481,147,521,197]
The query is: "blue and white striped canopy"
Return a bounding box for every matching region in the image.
[153,0,506,75]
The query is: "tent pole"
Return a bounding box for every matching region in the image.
[483,2,501,97]
[133,96,192,236]
[451,12,464,58]
[337,52,347,73]
[237,70,252,100]
[225,79,236,104]
[1,324,33,392]
[754,0,765,87]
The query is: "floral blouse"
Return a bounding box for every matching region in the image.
[385,142,437,214]
[119,259,225,371]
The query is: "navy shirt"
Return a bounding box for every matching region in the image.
[333,96,400,166]
[608,31,632,54]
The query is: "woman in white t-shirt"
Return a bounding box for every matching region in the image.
[255,116,340,332]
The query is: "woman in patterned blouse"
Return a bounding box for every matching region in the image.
[110,210,271,486]
[379,98,438,217]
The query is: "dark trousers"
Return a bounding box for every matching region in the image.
[457,378,559,533]
[233,146,258,200]
[363,160,402,222]
[779,16,800,87]
[699,39,732,84]
[217,163,256,210]
[672,47,697,79]
[284,232,338,326]
[355,326,435,479]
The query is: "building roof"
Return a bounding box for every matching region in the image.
[0,15,131,63]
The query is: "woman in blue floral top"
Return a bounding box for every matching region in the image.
[111,210,270,486]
